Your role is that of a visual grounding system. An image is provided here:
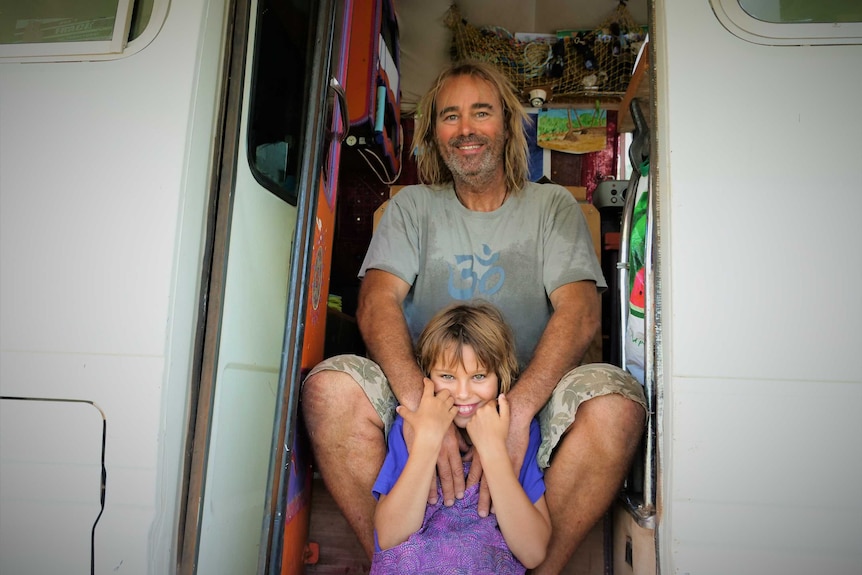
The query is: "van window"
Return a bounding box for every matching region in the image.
[739,0,862,23]
[128,0,154,41]
[712,0,862,44]
[246,0,313,205]
[0,0,154,58]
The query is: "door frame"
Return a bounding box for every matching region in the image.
[177,0,254,571]
[260,0,338,572]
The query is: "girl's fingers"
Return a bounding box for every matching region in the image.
[422,377,436,397]
[497,393,508,412]
[497,393,510,424]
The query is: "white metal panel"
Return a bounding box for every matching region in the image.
[0,60,177,357]
[195,365,281,573]
[0,399,104,575]
[194,168,297,574]
[0,350,168,571]
[0,0,229,572]
[655,0,862,573]
[0,4,220,357]
[670,377,862,574]
[661,6,862,383]
[194,1,299,571]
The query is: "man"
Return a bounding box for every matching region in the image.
[302,60,646,573]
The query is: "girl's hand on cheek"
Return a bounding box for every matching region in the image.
[467,394,509,452]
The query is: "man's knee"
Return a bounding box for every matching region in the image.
[301,369,369,421]
[566,363,646,424]
[577,393,645,446]
[303,368,356,398]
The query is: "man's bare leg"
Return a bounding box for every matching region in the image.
[301,370,385,560]
[532,393,646,574]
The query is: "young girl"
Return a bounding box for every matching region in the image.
[370,301,551,574]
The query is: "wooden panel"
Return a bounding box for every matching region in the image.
[618,42,650,133]
[612,504,656,575]
[563,515,608,575]
[550,149,583,184]
[565,185,588,201]
[580,203,601,262]
[306,477,370,575]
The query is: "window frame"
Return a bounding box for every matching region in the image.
[711,0,862,45]
[0,0,163,61]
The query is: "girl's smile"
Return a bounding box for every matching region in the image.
[429,343,499,428]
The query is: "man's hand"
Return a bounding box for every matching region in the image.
[431,425,465,506]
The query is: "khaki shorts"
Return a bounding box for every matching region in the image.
[305,355,646,469]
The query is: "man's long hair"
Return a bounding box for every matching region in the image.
[413,60,530,193]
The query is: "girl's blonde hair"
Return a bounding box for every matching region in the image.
[413,60,531,194]
[416,301,519,393]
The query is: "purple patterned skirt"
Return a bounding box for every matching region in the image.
[370,481,525,574]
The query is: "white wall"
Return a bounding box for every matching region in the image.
[655,1,862,573]
[0,0,227,572]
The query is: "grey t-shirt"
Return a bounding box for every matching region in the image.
[359,182,605,367]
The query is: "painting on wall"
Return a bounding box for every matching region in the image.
[537,106,607,154]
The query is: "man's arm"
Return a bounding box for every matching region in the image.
[506,280,601,428]
[474,280,601,515]
[357,269,424,410]
[357,269,465,505]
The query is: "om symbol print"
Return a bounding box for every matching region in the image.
[448,244,505,299]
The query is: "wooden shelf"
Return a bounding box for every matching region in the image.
[618,42,650,133]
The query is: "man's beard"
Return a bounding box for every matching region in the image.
[440,132,506,185]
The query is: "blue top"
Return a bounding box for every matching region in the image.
[373,414,545,503]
